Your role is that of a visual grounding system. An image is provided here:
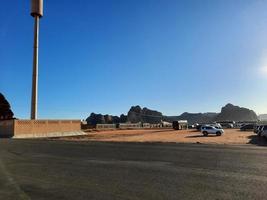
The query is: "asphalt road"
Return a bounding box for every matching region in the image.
[0,140,267,200]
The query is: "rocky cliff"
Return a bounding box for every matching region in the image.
[86,113,127,126]
[0,93,14,120]
[85,103,258,125]
[165,104,258,124]
[86,106,163,126]
[214,103,258,122]
[127,106,163,123]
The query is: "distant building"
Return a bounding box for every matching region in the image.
[172,120,188,130]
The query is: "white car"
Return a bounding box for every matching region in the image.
[201,125,224,136]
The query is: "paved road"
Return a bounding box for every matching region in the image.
[0,140,267,200]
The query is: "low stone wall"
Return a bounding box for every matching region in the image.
[118,123,142,129]
[96,124,116,130]
[0,119,85,138]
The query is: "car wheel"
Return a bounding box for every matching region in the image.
[203,131,208,136]
[216,132,221,136]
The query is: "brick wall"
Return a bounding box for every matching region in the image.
[0,119,82,138]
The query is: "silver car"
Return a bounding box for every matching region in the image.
[201,125,224,136]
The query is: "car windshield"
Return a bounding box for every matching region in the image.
[1,0,267,199]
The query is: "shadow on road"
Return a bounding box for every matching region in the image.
[247,135,267,146]
[185,134,219,138]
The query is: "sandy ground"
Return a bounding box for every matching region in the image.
[57,128,262,145]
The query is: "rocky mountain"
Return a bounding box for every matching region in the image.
[0,93,14,120]
[165,104,258,124]
[86,113,127,126]
[127,106,163,123]
[85,103,258,126]
[214,103,258,122]
[86,106,163,126]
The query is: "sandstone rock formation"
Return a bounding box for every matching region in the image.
[0,93,14,120]
[127,106,163,123]
[86,113,105,125]
[86,113,124,126]
[85,103,258,125]
[214,103,258,122]
[119,114,127,123]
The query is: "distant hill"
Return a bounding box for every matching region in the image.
[164,112,218,125]
[0,93,14,120]
[85,103,258,125]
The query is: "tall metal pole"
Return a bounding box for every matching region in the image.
[31,16,39,120]
[30,0,43,120]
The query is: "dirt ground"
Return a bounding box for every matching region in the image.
[57,129,265,145]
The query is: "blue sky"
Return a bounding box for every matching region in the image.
[1,0,267,119]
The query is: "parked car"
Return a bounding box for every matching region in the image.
[196,124,202,131]
[240,124,255,131]
[204,123,222,129]
[188,125,195,129]
[221,123,234,128]
[201,125,224,136]
[257,126,264,136]
[254,125,264,135]
[258,125,267,137]
[254,125,260,133]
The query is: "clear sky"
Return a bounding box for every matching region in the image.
[1,0,267,119]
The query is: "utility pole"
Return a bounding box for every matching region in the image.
[30,0,43,119]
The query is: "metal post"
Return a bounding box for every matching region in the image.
[31,16,39,119]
